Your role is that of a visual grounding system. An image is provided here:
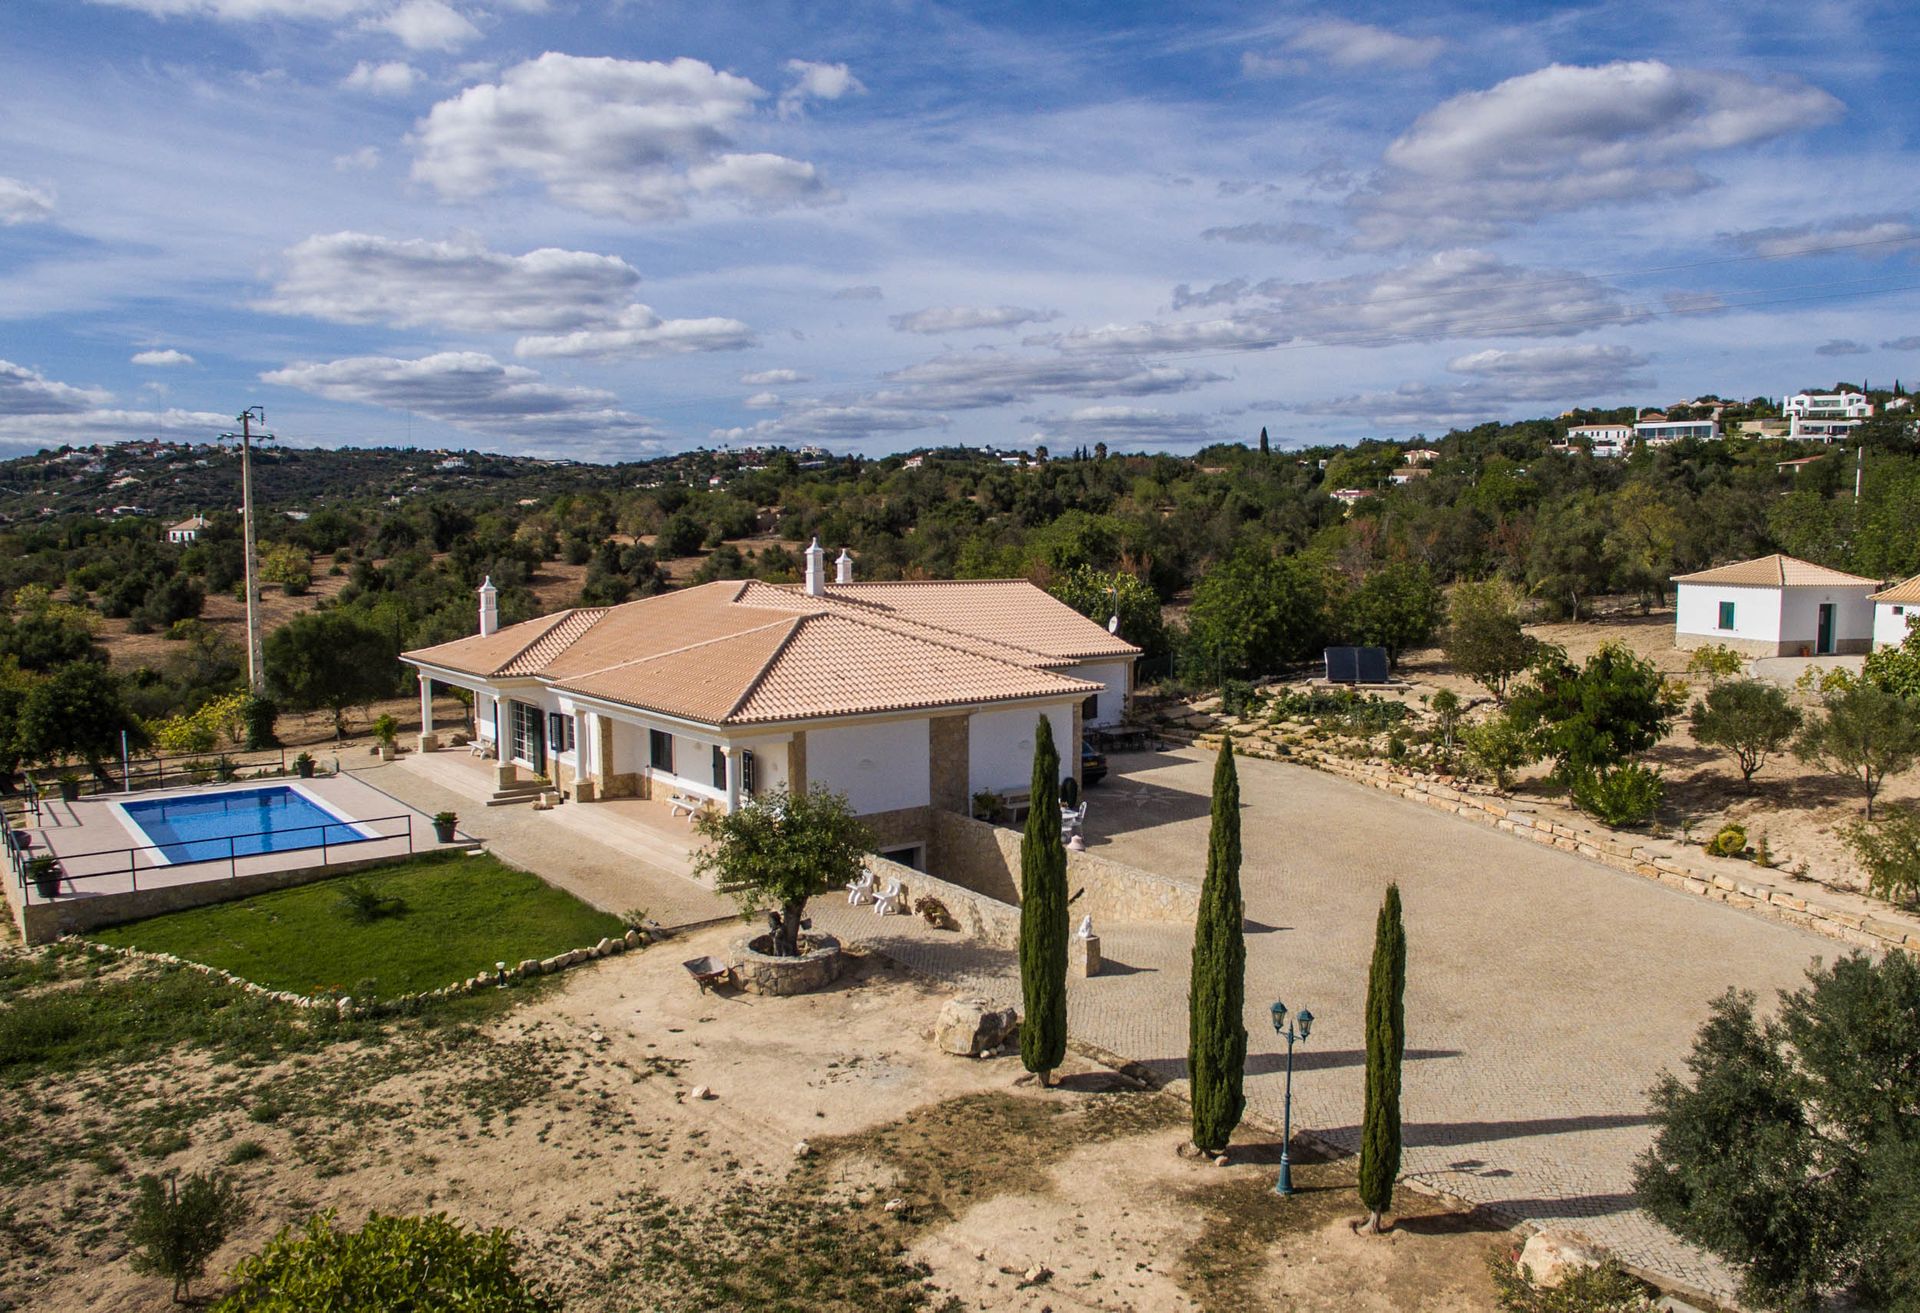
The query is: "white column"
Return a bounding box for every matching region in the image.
[724,745,742,813]
[573,708,592,800]
[416,672,437,752]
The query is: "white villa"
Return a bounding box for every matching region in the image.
[1784,391,1874,442]
[400,542,1140,821]
[167,514,210,544]
[1635,416,1719,445]
[1870,572,1920,650]
[1671,554,1880,656]
[1565,423,1633,457]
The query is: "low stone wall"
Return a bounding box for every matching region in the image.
[1168,728,1920,957]
[732,932,847,995]
[866,853,1022,948]
[923,810,1199,926]
[74,926,650,1016]
[9,846,479,946]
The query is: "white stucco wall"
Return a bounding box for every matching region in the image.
[1876,602,1917,650]
[807,718,931,815]
[1067,660,1132,728]
[733,733,793,798]
[1779,585,1877,653]
[1674,584,1781,646]
[969,703,1075,798]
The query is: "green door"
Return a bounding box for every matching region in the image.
[1817,603,1836,655]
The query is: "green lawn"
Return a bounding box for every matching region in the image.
[90,851,625,999]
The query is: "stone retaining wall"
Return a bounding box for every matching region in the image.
[1167,729,1920,957]
[75,926,650,1017]
[866,853,1022,947]
[924,810,1200,926]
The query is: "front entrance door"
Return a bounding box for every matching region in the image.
[509,700,546,768]
[1817,603,1836,655]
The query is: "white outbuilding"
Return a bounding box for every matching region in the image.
[1670,554,1880,657]
[1870,572,1920,650]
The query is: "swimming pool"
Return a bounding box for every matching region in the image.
[118,786,375,865]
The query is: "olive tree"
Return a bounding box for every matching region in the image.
[1689,679,1802,789]
[1796,681,1920,820]
[693,787,873,957]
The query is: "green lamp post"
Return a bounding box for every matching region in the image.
[1270,998,1315,1196]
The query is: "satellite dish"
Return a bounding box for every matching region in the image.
[1107,614,1120,634]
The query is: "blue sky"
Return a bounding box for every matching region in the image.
[1,0,1917,461]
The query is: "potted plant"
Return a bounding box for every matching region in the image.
[432,811,459,843]
[26,854,60,900]
[56,770,81,802]
[294,751,315,779]
[373,714,399,761]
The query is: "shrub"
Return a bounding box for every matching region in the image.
[1705,823,1748,859]
[1845,804,1920,906]
[240,694,278,750]
[127,1171,247,1303]
[1463,713,1535,790]
[1219,679,1260,718]
[1684,644,1745,684]
[1571,762,1664,827]
[1488,1248,1659,1312]
[213,1210,558,1312]
[371,713,398,747]
[1386,733,1407,762]
[335,880,406,924]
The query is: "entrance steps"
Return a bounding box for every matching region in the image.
[486,780,545,807]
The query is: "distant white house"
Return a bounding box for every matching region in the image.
[1635,417,1719,445]
[1402,448,1441,465]
[1566,423,1633,457]
[1870,572,1920,650]
[1387,467,1430,485]
[1671,554,1880,656]
[1784,391,1873,442]
[167,514,209,544]
[1329,487,1376,508]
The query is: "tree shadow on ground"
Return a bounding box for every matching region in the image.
[1091,956,1156,976]
[1316,1112,1656,1149]
[1135,1048,1463,1082]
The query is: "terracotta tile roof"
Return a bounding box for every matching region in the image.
[1671,554,1881,588]
[820,580,1142,661]
[1871,572,1920,605]
[409,609,604,679]
[402,578,1118,726]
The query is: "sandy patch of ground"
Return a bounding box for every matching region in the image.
[4,923,1513,1312]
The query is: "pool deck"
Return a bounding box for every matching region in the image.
[8,772,465,941]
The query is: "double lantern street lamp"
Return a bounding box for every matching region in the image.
[1269,998,1314,1197]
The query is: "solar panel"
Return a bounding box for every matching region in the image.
[1324,646,1390,684]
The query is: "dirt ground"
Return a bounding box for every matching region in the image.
[3,923,1512,1312]
[1366,605,1912,901]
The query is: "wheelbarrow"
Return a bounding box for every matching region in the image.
[681,955,735,993]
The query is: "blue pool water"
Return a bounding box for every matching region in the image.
[120,787,368,865]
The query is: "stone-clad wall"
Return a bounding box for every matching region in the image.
[1168,729,1920,957]
[867,853,1021,947]
[924,810,1199,925]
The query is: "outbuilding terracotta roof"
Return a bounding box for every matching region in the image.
[1671,554,1880,588]
[1871,572,1920,605]
[404,578,1127,726]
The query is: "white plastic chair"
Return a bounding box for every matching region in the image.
[846,869,876,905]
[872,876,904,916]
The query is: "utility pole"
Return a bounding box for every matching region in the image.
[220,407,273,693]
[1856,443,1865,502]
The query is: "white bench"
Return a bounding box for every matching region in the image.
[668,793,701,821]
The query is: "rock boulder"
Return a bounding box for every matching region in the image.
[1517,1229,1604,1288]
[933,996,1019,1056]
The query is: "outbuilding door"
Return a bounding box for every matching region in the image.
[1817,604,1836,655]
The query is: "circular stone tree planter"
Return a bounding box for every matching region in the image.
[732,933,847,996]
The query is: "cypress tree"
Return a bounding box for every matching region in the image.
[1188,736,1247,1153]
[1018,714,1068,1087]
[1358,883,1407,1233]
[1258,426,1270,456]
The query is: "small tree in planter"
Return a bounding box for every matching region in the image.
[294,751,315,779]
[432,811,459,843]
[693,787,873,957]
[26,854,60,900]
[372,713,399,760]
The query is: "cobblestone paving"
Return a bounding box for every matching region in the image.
[822,747,1845,1301]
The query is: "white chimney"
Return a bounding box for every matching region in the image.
[835,548,854,585]
[803,539,826,597]
[478,575,498,636]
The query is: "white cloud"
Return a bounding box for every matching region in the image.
[371,0,478,51]
[342,60,421,96]
[831,284,883,300]
[889,305,1058,334]
[0,177,57,226]
[0,359,109,415]
[1881,336,1920,351]
[778,60,865,117]
[1301,343,1652,427]
[877,350,1223,410]
[333,146,383,171]
[1814,338,1870,356]
[1722,213,1920,260]
[514,305,755,358]
[714,403,936,444]
[740,368,809,385]
[742,391,781,408]
[409,53,834,220]
[264,231,642,332]
[1026,404,1229,446]
[261,351,668,444]
[1350,61,1843,247]
[1200,221,1332,247]
[1243,19,1445,77]
[1170,279,1249,311]
[131,349,196,366]
[82,0,376,18]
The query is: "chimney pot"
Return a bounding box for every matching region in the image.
[834,548,853,585]
[804,539,826,597]
[478,575,498,636]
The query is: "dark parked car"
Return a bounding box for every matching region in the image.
[1081,738,1108,786]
